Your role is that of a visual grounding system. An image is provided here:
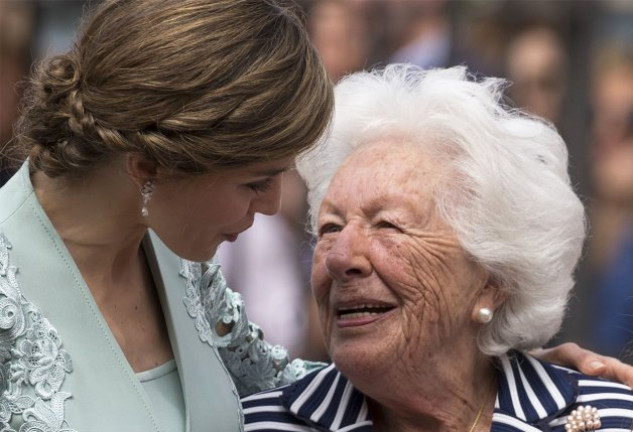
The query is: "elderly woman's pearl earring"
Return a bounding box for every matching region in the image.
[476,307,493,324]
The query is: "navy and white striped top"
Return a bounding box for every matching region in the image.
[242,351,633,431]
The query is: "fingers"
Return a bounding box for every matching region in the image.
[531,342,633,388]
[532,342,584,365]
[594,355,633,389]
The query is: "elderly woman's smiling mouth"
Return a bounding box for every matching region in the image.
[335,301,397,326]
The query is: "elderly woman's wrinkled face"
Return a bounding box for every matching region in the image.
[312,140,488,377]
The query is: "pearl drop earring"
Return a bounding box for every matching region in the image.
[476,307,493,324]
[140,180,155,217]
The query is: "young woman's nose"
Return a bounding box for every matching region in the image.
[325,225,372,282]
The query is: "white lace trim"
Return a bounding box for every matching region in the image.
[0,233,76,432]
[180,260,318,398]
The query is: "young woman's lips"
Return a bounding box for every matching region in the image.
[224,233,239,242]
[336,304,396,328]
[224,222,252,243]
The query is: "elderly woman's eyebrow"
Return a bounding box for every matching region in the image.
[318,201,343,218]
[369,193,434,214]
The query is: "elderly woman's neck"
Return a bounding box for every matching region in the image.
[357,351,498,432]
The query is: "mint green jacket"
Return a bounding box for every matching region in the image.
[0,164,315,432]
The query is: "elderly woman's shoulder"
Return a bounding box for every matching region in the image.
[242,353,633,431]
[553,370,633,430]
[556,364,633,425]
[495,351,633,431]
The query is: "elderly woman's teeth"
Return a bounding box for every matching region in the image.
[342,311,379,319]
[338,305,392,319]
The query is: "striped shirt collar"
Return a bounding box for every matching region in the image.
[493,351,577,430]
[278,351,578,431]
[279,362,372,431]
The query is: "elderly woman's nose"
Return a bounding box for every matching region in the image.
[325,228,372,281]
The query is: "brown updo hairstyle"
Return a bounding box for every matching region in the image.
[16,0,333,178]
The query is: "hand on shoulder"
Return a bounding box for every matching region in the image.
[532,342,633,388]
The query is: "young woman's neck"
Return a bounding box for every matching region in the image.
[31,162,147,292]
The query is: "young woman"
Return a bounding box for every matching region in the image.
[0,1,331,430]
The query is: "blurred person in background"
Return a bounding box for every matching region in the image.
[505,24,568,129]
[0,1,35,186]
[306,0,370,82]
[386,0,452,69]
[586,46,633,358]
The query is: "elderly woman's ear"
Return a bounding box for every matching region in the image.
[471,278,506,324]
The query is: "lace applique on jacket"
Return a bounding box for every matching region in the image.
[0,233,75,432]
[181,260,322,397]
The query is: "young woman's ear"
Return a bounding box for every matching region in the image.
[125,153,158,188]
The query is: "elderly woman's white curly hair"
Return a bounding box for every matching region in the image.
[297,65,586,355]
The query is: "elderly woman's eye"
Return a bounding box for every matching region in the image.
[318,223,341,236]
[377,220,400,231]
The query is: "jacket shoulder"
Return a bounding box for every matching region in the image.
[554,365,633,430]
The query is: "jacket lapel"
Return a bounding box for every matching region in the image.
[145,231,242,432]
[2,164,162,431]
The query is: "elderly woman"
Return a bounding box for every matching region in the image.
[241,66,633,432]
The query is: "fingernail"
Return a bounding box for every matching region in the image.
[590,361,605,370]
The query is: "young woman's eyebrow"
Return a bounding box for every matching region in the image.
[251,167,289,177]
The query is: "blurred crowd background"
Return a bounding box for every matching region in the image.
[1,0,632,362]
